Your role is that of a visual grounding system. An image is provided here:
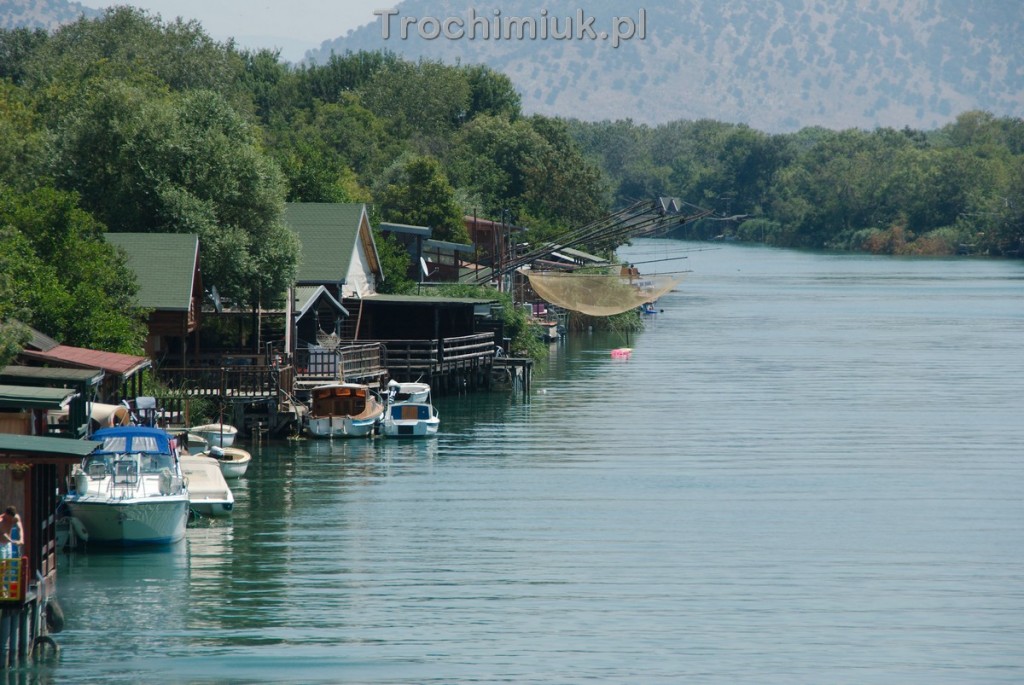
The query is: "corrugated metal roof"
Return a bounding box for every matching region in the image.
[24,325,59,352]
[424,239,475,254]
[0,434,100,459]
[0,384,78,409]
[284,203,368,284]
[0,365,104,386]
[379,222,431,237]
[19,346,150,377]
[105,233,199,311]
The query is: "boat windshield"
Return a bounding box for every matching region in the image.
[140,452,173,473]
[99,435,163,454]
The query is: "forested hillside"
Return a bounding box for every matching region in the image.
[312,0,1023,133]
[0,8,1022,364]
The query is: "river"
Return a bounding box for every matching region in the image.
[34,240,1024,684]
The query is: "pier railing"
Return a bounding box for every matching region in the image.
[156,364,294,399]
[380,333,496,380]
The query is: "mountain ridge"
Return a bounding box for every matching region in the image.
[309,0,1023,132]
[2,0,1019,133]
[0,0,100,31]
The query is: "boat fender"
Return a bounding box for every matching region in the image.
[158,468,174,495]
[45,599,66,633]
[31,635,60,660]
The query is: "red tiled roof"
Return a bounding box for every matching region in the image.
[20,345,150,377]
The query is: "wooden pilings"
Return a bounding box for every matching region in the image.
[1,603,36,667]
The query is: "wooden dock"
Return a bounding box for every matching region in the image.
[153,333,515,437]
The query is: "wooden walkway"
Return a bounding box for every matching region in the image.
[153,333,506,436]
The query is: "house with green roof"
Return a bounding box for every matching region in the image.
[105,233,203,364]
[284,203,383,299]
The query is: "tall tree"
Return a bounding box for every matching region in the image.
[376,155,469,243]
[52,82,298,309]
[0,186,147,353]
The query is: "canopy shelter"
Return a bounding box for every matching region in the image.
[0,384,79,437]
[0,366,103,438]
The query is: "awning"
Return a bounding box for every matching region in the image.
[0,384,78,410]
[0,434,101,461]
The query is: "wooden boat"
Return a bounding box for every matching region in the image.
[305,383,385,439]
[64,426,190,546]
[180,454,234,517]
[203,446,252,479]
[189,422,238,447]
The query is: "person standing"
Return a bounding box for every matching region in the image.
[0,506,22,558]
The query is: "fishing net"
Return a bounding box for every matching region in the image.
[527,271,681,317]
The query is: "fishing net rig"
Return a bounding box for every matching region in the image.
[473,197,717,317]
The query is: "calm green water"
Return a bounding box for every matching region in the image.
[35,241,1024,683]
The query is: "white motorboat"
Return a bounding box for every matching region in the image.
[64,426,190,546]
[189,423,238,448]
[306,383,385,439]
[180,454,234,517]
[383,382,439,438]
[386,380,431,404]
[382,400,440,438]
[203,446,252,479]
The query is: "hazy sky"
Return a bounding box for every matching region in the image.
[78,1,386,60]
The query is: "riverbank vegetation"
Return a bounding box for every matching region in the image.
[569,115,1024,257]
[0,7,1021,361]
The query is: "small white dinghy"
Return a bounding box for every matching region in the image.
[189,423,238,447]
[204,445,252,479]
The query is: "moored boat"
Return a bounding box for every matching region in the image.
[180,454,234,517]
[203,445,252,479]
[383,382,439,438]
[382,401,440,438]
[386,380,431,404]
[64,426,190,546]
[306,383,385,439]
[189,423,238,448]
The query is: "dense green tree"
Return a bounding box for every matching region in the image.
[372,231,417,295]
[377,155,469,243]
[0,81,50,189]
[52,82,298,309]
[360,59,471,138]
[21,7,244,96]
[464,64,522,121]
[0,186,147,353]
[0,27,48,85]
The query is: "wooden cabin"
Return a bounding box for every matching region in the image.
[104,233,203,367]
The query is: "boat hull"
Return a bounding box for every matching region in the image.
[180,455,235,517]
[65,498,189,546]
[190,425,237,447]
[207,447,251,479]
[306,415,379,438]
